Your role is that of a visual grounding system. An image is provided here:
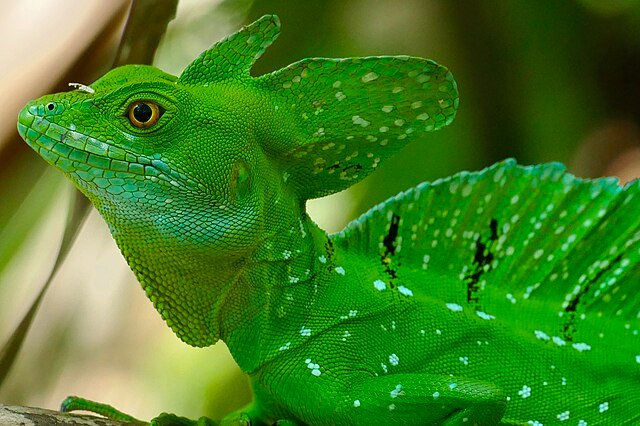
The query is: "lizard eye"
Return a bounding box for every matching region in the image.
[128,101,162,128]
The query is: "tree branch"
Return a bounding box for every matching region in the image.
[0,403,134,425]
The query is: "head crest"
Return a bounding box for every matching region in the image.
[178,15,280,84]
[179,15,458,200]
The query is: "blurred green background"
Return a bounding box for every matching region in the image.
[1,0,639,420]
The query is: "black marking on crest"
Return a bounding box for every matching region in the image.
[464,218,499,309]
[381,213,401,284]
[560,253,623,341]
[323,238,335,274]
[383,214,400,257]
[325,238,335,259]
[343,163,363,173]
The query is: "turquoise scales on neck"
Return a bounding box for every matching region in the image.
[17,15,640,425]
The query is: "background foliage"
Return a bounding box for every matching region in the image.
[0,0,639,420]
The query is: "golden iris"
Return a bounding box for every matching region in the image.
[128,101,160,128]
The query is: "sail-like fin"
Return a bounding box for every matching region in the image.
[335,160,639,354]
[257,56,458,199]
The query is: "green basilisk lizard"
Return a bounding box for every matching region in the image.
[17,15,640,425]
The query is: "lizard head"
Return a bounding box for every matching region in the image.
[17,60,275,346]
[17,14,459,347]
[18,64,265,253]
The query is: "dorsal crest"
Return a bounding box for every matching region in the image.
[178,15,280,85]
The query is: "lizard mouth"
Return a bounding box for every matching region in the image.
[18,101,201,195]
[19,102,149,175]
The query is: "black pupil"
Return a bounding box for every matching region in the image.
[133,103,153,123]
[47,103,55,111]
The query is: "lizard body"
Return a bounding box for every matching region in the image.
[17,15,640,425]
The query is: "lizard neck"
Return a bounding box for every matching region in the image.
[218,202,335,373]
[98,182,334,358]
[103,201,247,347]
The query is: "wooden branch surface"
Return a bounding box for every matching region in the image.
[0,403,134,425]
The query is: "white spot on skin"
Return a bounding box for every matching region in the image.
[283,250,291,259]
[352,115,370,127]
[459,356,469,365]
[373,279,386,291]
[552,336,567,346]
[318,255,327,263]
[304,359,321,376]
[390,384,403,398]
[572,342,592,352]
[446,303,463,312]
[433,391,440,399]
[335,91,346,101]
[636,355,640,364]
[476,311,495,320]
[362,72,379,82]
[300,326,311,337]
[422,254,430,269]
[411,101,422,109]
[381,363,388,373]
[518,385,531,398]
[279,342,291,351]
[599,402,609,413]
[556,411,570,421]
[527,421,543,426]
[299,219,307,238]
[449,383,457,390]
[398,285,414,297]
[382,105,394,113]
[388,404,396,411]
[534,330,550,341]
[578,421,587,426]
[353,400,360,408]
[389,353,399,366]
[335,266,346,275]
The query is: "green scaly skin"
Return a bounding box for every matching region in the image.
[18,15,640,425]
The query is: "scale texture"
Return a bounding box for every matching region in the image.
[18,15,639,426]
